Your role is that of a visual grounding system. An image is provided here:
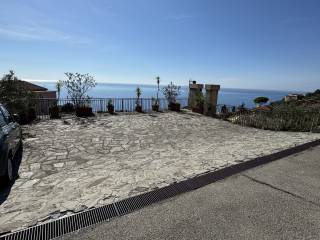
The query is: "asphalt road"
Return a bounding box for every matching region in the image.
[59,145,320,240]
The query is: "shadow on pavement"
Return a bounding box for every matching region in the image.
[0,144,23,205]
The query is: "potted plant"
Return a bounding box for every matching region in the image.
[152,97,159,111]
[192,91,204,114]
[63,72,96,117]
[135,87,143,112]
[49,80,63,119]
[162,82,181,112]
[49,100,61,118]
[152,76,160,111]
[49,105,60,119]
[107,99,114,114]
[61,102,74,113]
[75,98,94,117]
[75,106,93,117]
[169,101,181,112]
[18,107,36,124]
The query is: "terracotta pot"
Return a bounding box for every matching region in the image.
[152,104,159,112]
[75,107,94,117]
[61,103,74,113]
[18,108,37,124]
[49,106,60,119]
[108,104,114,114]
[169,102,181,112]
[135,105,143,113]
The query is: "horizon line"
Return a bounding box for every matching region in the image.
[24,79,306,93]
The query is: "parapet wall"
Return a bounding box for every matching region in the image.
[188,83,204,109]
[188,81,220,116]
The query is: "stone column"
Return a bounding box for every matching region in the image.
[204,84,220,116]
[188,82,204,109]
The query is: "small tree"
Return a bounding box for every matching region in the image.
[63,72,96,107]
[254,96,269,106]
[0,70,32,113]
[162,82,181,104]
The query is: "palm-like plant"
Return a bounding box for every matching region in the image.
[136,87,142,106]
[56,80,63,102]
[156,76,160,105]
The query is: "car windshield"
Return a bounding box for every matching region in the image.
[0,105,11,123]
[0,108,7,127]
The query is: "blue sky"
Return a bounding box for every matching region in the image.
[0,0,319,91]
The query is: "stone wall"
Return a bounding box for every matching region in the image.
[188,81,220,115]
[204,84,220,116]
[188,82,204,109]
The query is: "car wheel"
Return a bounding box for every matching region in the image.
[5,155,14,183]
[17,139,23,153]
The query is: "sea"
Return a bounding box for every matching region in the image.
[30,81,301,108]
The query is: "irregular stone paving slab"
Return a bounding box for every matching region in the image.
[0,111,319,233]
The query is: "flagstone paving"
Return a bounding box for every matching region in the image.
[0,111,319,233]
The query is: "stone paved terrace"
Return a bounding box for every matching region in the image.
[0,111,319,233]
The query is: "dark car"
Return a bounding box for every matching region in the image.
[0,104,22,183]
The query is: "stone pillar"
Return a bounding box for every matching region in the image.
[188,82,204,109]
[204,84,220,116]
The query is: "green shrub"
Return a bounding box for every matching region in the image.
[61,103,75,113]
[254,96,269,106]
[162,82,181,104]
[0,70,36,123]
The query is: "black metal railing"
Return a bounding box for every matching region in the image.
[215,104,237,114]
[30,98,188,119]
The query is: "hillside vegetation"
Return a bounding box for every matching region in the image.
[227,89,320,132]
[271,89,320,111]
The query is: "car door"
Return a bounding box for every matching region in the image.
[0,105,18,154]
[0,109,9,176]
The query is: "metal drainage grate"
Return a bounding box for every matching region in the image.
[1,139,319,240]
[0,204,117,240]
[0,181,194,240]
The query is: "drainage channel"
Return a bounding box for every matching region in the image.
[1,139,319,240]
